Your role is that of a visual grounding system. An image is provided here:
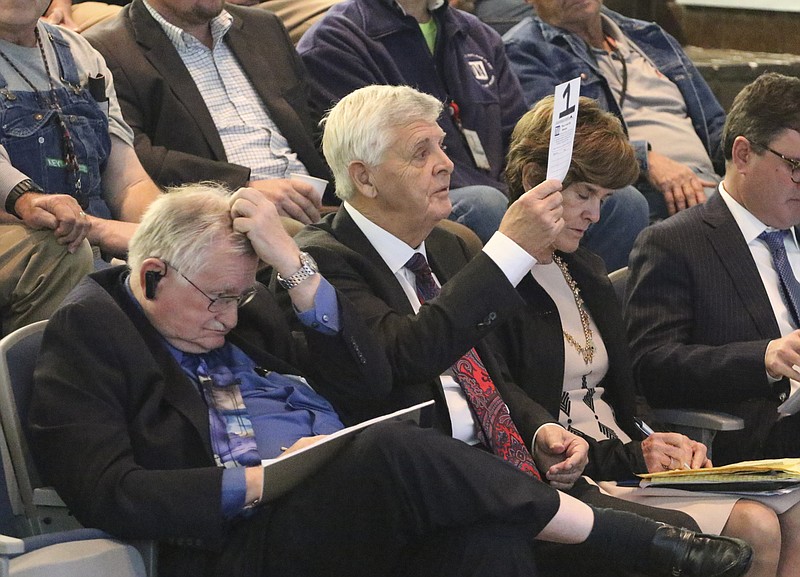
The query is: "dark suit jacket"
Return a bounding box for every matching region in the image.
[286,209,556,446]
[28,266,389,551]
[626,192,786,462]
[494,248,648,480]
[84,0,335,203]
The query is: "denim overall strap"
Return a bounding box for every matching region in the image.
[0,49,9,93]
[0,25,82,92]
[42,24,81,91]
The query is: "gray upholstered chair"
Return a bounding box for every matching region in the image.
[0,321,154,577]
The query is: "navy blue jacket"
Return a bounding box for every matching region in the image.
[297,0,528,193]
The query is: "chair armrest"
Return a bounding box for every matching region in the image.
[1,530,157,576]
[0,535,24,556]
[21,529,111,555]
[651,409,744,431]
[32,488,66,508]
[7,537,148,577]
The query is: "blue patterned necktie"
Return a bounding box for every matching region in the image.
[182,352,261,468]
[404,253,541,479]
[759,229,800,326]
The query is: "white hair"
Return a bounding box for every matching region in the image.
[127,182,255,278]
[321,84,444,201]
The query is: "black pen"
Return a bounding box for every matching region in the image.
[633,417,690,470]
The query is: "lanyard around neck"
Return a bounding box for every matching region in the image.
[586,35,628,109]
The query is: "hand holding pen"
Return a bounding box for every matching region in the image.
[633,418,712,472]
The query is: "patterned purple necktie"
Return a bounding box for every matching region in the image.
[405,253,541,479]
[759,230,800,326]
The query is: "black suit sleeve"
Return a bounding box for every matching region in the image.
[583,438,647,481]
[227,282,393,425]
[302,241,523,386]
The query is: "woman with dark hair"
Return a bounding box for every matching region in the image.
[497,95,800,577]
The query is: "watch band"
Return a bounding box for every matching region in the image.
[276,252,318,290]
[5,179,43,218]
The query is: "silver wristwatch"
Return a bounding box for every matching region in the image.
[276,251,318,290]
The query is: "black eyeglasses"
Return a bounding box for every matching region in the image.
[164,262,257,313]
[752,142,800,184]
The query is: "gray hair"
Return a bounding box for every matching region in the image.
[321,84,444,201]
[127,182,255,278]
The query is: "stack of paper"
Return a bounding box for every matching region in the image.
[639,458,800,493]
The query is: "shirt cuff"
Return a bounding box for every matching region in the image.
[221,467,247,519]
[482,231,537,287]
[295,276,340,335]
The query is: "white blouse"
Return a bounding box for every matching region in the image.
[530,262,630,444]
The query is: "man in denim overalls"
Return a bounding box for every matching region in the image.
[0,0,160,335]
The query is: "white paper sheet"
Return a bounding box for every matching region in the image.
[546,77,581,182]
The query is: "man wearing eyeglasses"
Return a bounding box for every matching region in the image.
[626,73,800,469]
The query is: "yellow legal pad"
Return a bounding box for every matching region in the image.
[638,458,800,492]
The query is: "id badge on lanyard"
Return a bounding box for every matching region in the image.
[448,100,491,171]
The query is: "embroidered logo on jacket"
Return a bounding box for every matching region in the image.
[464,53,496,88]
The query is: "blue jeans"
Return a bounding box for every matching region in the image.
[581,185,649,272]
[448,185,508,245]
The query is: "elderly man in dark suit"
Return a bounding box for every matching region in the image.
[289,83,580,471]
[84,0,332,224]
[627,73,800,475]
[290,84,685,505]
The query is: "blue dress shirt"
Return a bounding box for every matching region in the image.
[126,275,344,516]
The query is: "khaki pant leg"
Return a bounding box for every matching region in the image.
[255,0,341,44]
[0,224,93,335]
[71,2,124,33]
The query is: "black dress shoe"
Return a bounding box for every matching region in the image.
[649,525,752,577]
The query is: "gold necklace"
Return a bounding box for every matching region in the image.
[552,254,595,365]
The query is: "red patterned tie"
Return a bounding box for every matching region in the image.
[405,253,541,479]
